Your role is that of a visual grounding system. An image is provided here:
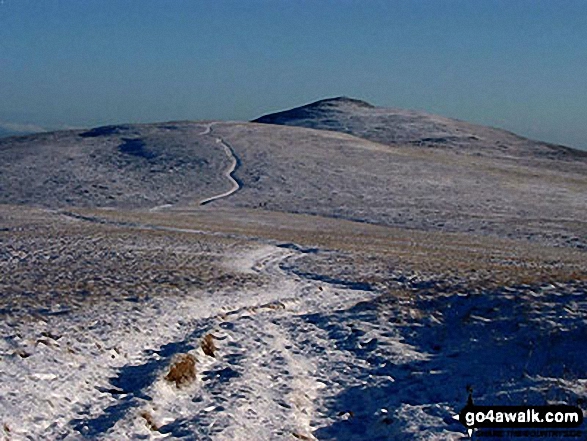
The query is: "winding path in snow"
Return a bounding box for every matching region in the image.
[38,221,377,440]
[199,137,241,206]
[149,122,241,211]
[198,122,214,136]
[14,209,488,440]
[148,122,221,212]
[195,122,242,206]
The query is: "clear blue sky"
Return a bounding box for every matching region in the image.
[1,0,587,149]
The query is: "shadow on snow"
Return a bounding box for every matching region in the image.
[304,282,587,440]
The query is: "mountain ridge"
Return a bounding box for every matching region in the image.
[0,102,585,248]
[253,97,586,160]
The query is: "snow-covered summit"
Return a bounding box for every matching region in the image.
[254,97,586,160]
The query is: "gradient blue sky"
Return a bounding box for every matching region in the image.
[1,0,586,149]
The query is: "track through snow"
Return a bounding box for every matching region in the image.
[3,234,585,440]
[0,244,383,440]
[98,245,387,440]
[146,122,241,211]
[199,123,241,206]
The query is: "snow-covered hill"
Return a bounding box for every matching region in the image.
[254,97,586,160]
[1,99,586,439]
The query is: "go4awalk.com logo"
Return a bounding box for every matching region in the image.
[453,404,584,437]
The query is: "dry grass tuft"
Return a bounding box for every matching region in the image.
[201,334,216,358]
[292,432,314,440]
[264,301,286,310]
[139,411,159,431]
[165,353,197,388]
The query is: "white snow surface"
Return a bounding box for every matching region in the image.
[1,244,586,440]
[0,245,383,440]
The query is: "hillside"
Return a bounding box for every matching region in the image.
[1,99,586,440]
[253,97,587,160]
[1,108,584,248]
[0,125,42,139]
[0,122,229,208]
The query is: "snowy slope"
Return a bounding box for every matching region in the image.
[253,97,587,160]
[2,234,585,440]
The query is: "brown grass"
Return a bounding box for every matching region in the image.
[292,432,314,440]
[139,411,158,431]
[77,206,587,287]
[263,301,286,310]
[4,205,584,330]
[201,334,216,358]
[165,353,197,388]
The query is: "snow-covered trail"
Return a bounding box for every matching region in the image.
[148,122,241,212]
[0,236,484,440]
[198,121,241,207]
[80,245,384,440]
[4,228,584,440]
[0,242,380,440]
[198,123,215,136]
[199,138,240,206]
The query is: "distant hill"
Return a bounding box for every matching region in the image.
[253,97,586,160]
[0,120,52,139]
[0,122,232,208]
[0,125,43,139]
[0,102,585,248]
